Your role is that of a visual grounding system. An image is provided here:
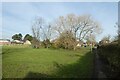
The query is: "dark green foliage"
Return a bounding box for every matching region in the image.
[12,33,22,40]
[98,43,120,78]
[24,34,33,42]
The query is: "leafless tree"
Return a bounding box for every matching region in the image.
[114,22,120,43]
[117,23,120,40]
[52,14,102,50]
[100,35,111,45]
[31,14,102,49]
[31,17,45,48]
[85,33,96,46]
[76,15,102,41]
[53,14,101,41]
[42,24,52,48]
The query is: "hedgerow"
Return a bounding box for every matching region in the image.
[98,43,120,78]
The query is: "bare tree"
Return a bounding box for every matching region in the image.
[100,35,111,45]
[31,14,102,49]
[114,22,120,43]
[42,24,52,48]
[76,15,102,41]
[53,14,101,40]
[31,17,45,48]
[85,34,96,45]
[117,23,120,43]
[52,14,78,50]
[52,16,66,36]
[44,24,52,40]
[52,14,102,50]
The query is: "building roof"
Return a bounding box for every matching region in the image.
[0,39,10,42]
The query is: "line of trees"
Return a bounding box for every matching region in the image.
[12,33,33,42]
[12,33,23,41]
[31,14,102,50]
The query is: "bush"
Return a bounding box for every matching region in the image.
[52,31,76,50]
[31,38,40,48]
[42,39,51,48]
[98,43,120,78]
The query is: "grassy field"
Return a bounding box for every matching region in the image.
[2,45,94,78]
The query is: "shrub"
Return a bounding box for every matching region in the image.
[98,43,120,78]
[53,31,76,50]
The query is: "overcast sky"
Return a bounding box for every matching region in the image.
[2,2,118,41]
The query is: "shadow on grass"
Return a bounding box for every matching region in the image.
[24,51,94,78]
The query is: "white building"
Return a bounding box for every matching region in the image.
[11,40,24,44]
[24,40,31,45]
[0,39,11,45]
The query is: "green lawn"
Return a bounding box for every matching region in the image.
[2,45,94,78]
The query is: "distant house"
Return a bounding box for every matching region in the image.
[0,39,11,45]
[24,40,31,45]
[99,40,110,45]
[11,40,24,44]
[111,40,118,44]
[76,41,84,47]
[76,43,81,47]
